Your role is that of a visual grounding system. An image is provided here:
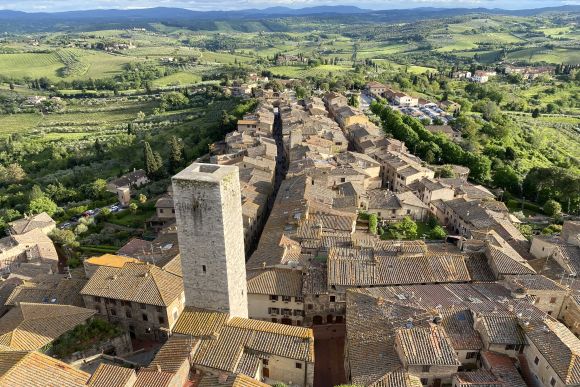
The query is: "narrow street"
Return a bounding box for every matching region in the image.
[313,324,347,387]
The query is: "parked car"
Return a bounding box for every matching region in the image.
[59,222,72,229]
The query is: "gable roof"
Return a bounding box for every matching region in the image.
[80,262,183,307]
[0,303,95,350]
[0,350,90,386]
[523,317,580,385]
[8,213,55,234]
[87,363,136,387]
[247,269,303,297]
[396,325,461,366]
[172,308,314,377]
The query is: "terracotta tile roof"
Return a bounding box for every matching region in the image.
[523,317,580,384]
[5,275,86,307]
[396,325,461,366]
[440,309,482,350]
[84,254,142,269]
[481,351,527,387]
[503,274,567,292]
[476,314,526,345]
[485,232,535,276]
[173,308,313,377]
[453,370,503,386]
[0,350,90,386]
[134,369,175,387]
[198,373,269,387]
[369,369,423,387]
[87,363,136,387]
[246,269,303,297]
[328,247,470,286]
[465,253,496,282]
[80,262,183,307]
[8,213,55,234]
[0,303,95,350]
[149,335,198,373]
[173,308,229,337]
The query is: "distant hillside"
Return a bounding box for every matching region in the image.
[0,5,578,32]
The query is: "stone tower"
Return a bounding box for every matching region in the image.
[172,163,248,318]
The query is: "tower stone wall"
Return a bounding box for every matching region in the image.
[172,163,248,318]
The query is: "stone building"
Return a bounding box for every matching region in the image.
[80,262,185,341]
[247,269,305,326]
[172,163,248,318]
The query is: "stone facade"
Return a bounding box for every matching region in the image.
[172,163,248,318]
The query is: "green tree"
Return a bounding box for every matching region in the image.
[144,141,162,178]
[74,223,88,235]
[0,163,26,184]
[138,194,147,204]
[384,217,418,240]
[543,199,562,217]
[168,136,184,174]
[49,228,79,248]
[29,196,58,216]
[429,225,447,240]
[29,185,45,201]
[129,202,138,214]
[85,179,107,200]
[517,224,533,240]
[368,213,378,235]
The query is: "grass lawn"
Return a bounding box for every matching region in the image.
[152,71,202,87]
[107,206,155,228]
[0,113,44,136]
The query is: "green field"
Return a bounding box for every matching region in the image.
[152,71,202,87]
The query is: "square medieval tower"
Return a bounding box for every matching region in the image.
[172,163,248,318]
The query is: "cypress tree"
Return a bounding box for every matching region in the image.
[168,136,184,174]
[144,141,160,178]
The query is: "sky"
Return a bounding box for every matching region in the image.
[0,0,577,12]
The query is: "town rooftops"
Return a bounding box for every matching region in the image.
[327,247,471,287]
[87,363,136,387]
[369,369,422,387]
[148,335,199,373]
[453,370,503,386]
[247,268,303,297]
[85,254,142,269]
[523,317,580,385]
[107,169,148,189]
[396,325,461,366]
[0,350,90,386]
[8,212,55,235]
[0,302,95,350]
[80,262,183,307]
[503,274,567,292]
[172,308,314,376]
[198,373,269,387]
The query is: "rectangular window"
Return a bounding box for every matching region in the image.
[94,296,101,303]
[159,316,165,324]
[202,265,207,273]
[140,303,146,310]
[295,362,302,369]
[330,296,336,303]
[156,306,163,313]
[295,297,304,303]
[294,310,304,317]
[422,365,430,372]
[110,308,116,316]
[142,314,148,322]
[282,296,291,302]
[282,308,292,315]
[307,304,313,310]
[505,344,516,350]
[550,297,557,304]
[420,378,428,385]
[268,307,279,315]
[534,356,539,365]
[466,352,477,359]
[270,295,279,301]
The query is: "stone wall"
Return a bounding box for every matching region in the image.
[172,163,248,318]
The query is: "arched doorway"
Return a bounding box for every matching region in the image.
[335,316,344,323]
[327,315,334,324]
[313,315,323,325]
